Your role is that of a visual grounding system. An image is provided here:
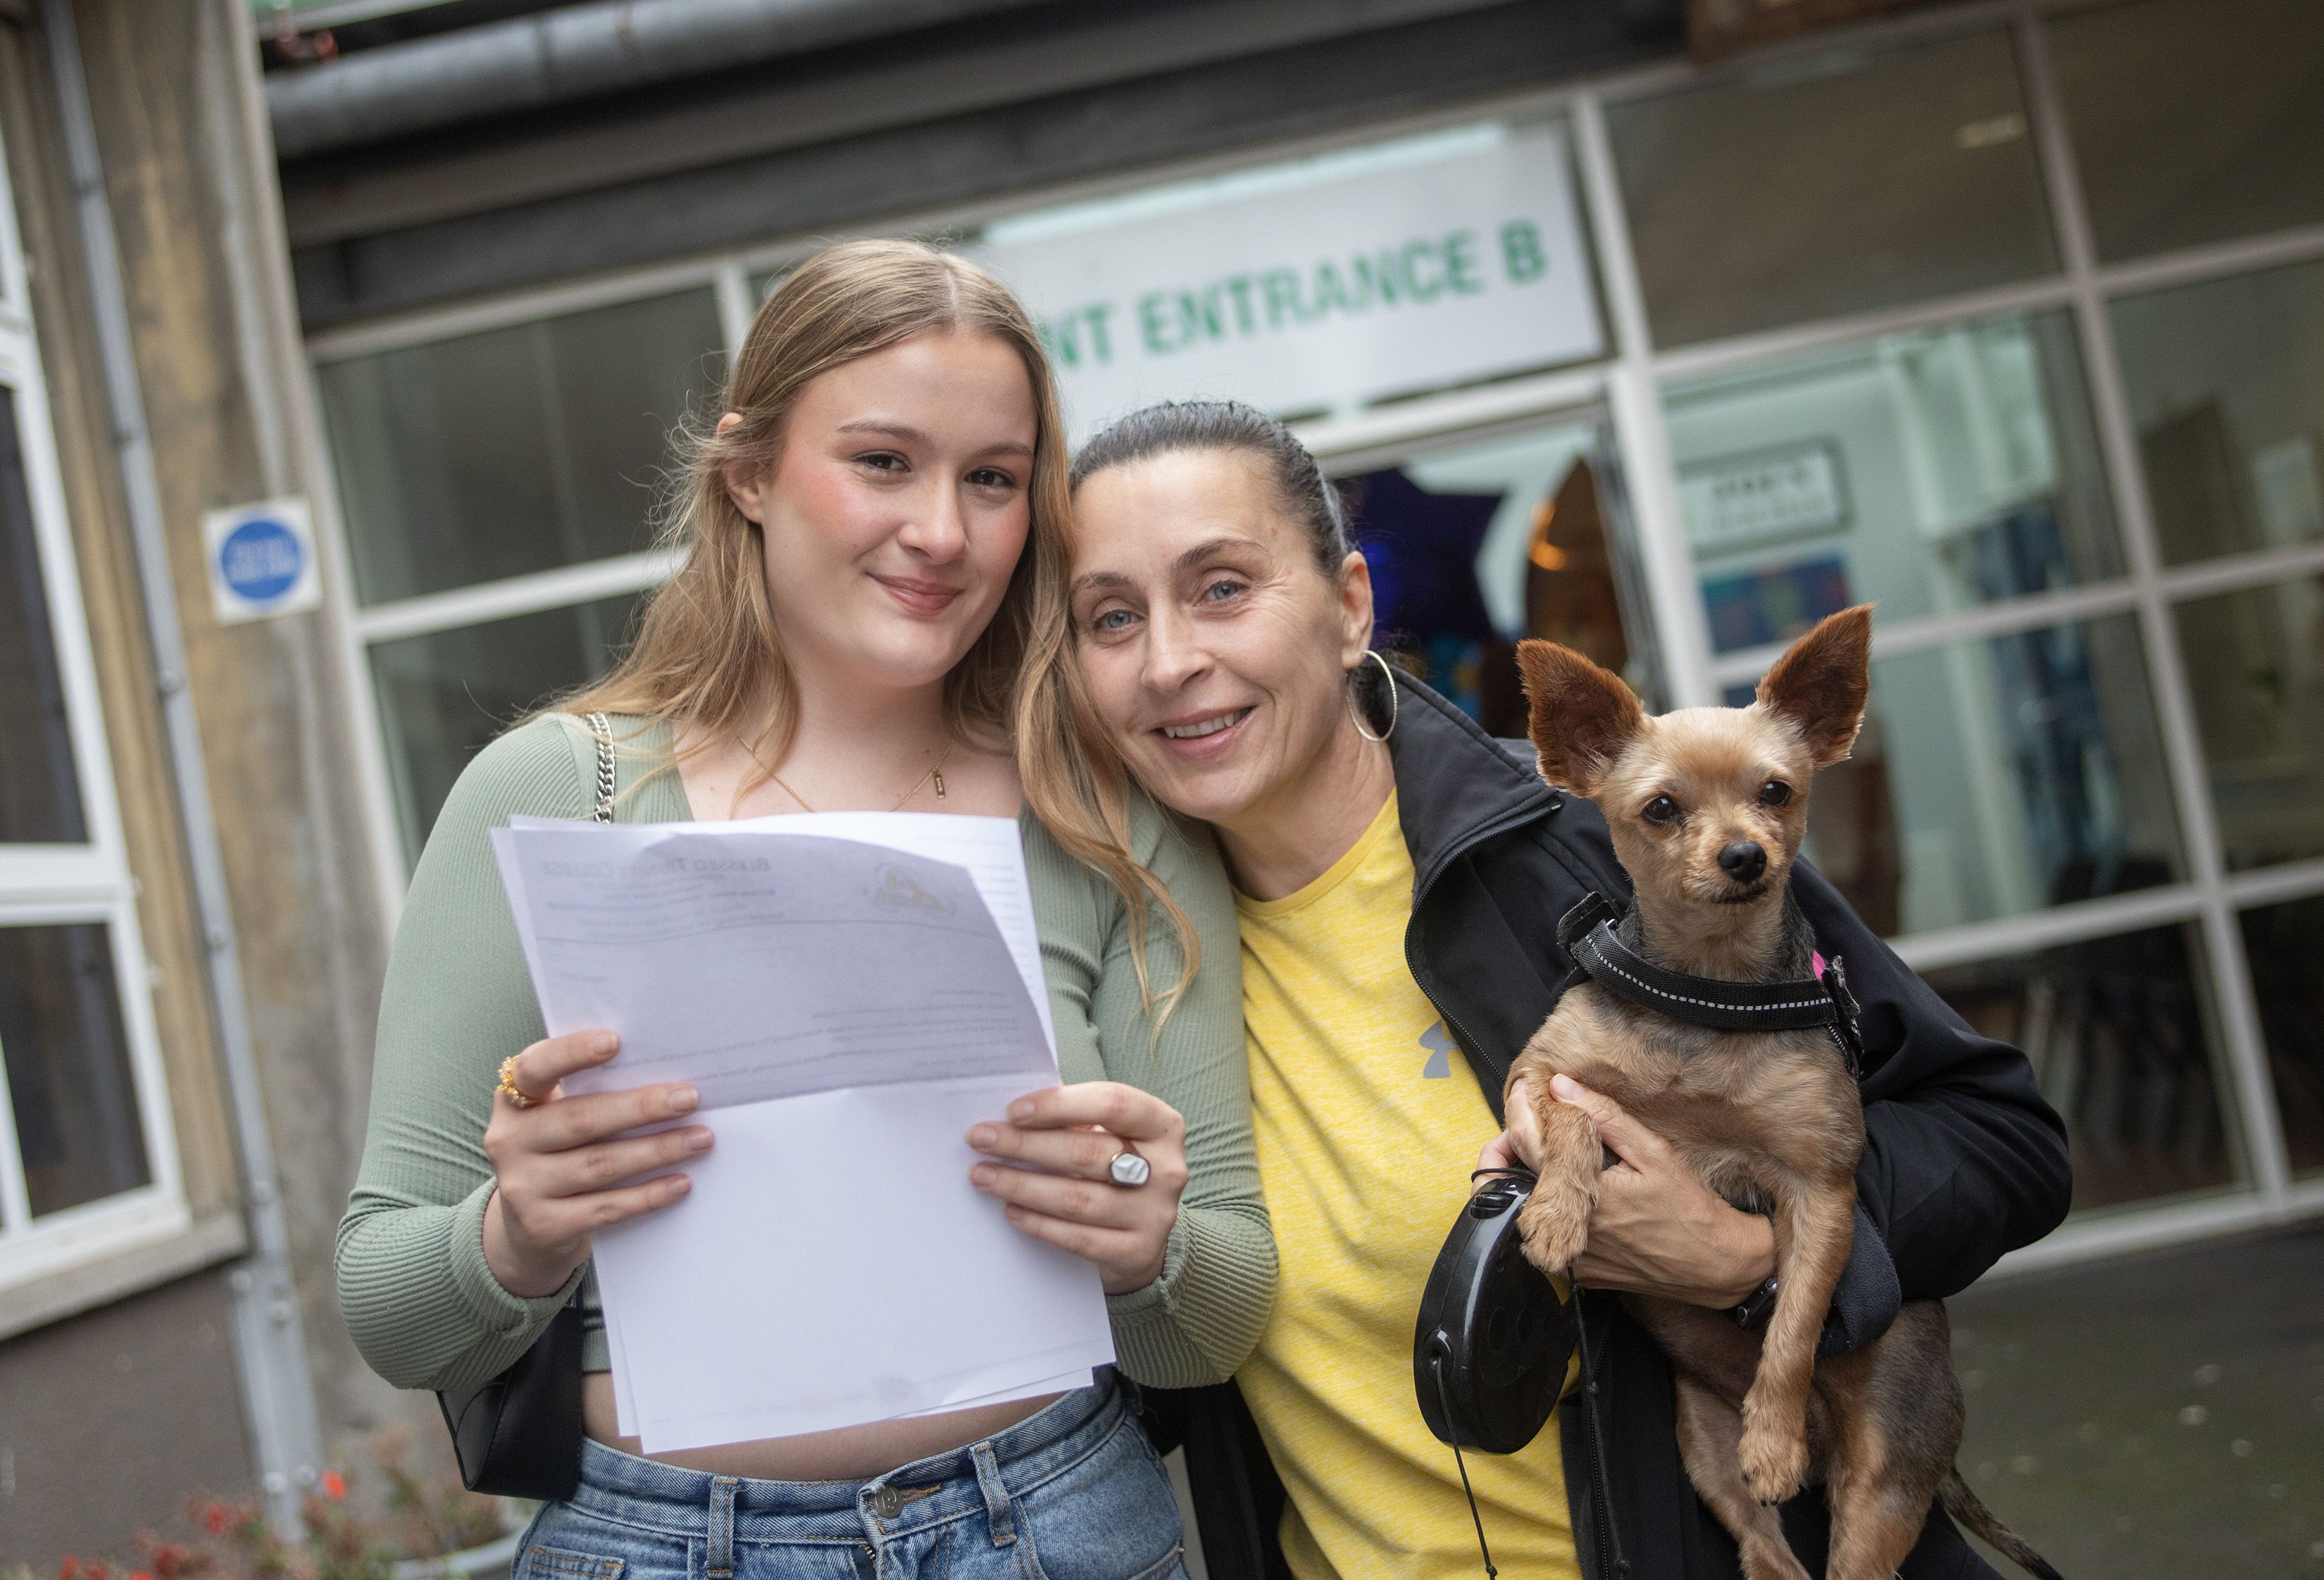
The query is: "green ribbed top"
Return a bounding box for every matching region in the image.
[335,713,1273,1395]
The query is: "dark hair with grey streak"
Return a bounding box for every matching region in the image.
[1069,399,1352,572]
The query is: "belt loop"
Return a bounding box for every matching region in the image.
[707,1476,739,1579]
[970,1441,1018,1548]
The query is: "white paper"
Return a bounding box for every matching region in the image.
[492,814,1115,1452]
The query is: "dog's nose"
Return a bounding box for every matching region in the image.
[1718,841,1767,883]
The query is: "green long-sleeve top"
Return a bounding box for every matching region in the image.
[335,711,1273,1394]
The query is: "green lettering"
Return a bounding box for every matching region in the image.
[1177,288,1227,347]
[1501,219,1547,284]
[1351,253,1399,309]
[1084,302,1115,365]
[1311,261,1355,318]
[1444,230,1485,294]
[1261,269,1305,328]
[1138,292,1175,355]
[1223,276,1259,337]
[1402,238,1444,301]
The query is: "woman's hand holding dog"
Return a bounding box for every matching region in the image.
[1482,1072,1776,1310]
[967,1083,1189,1296]
[481,1029,713,1298]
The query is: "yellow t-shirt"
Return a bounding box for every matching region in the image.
[1237,792,1579,1580]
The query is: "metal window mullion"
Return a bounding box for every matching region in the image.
[714,261,756,357]
[2016,8,2292,1205]
[1704,576,2145,687]
[353,546,682,647]
[2223,857,2324,913]
[1571,89,1716,709]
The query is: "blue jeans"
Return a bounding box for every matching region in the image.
[516,1377,1187,1580]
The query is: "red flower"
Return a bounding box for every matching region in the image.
[59,1557,80,1580]
[319,1469,346,1501]
[201,1504,230,1536]
[130,1570,154,1580]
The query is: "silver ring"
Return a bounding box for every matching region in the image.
[1108,1147,1151,1188]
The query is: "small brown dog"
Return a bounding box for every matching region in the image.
[1506,607,2059,1580]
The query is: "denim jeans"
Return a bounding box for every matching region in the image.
[516,1377,1187,1580]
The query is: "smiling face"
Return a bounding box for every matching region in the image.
[1068,447,1373,831]
[725,330,1037,698]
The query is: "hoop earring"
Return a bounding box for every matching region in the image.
[1347,649,1399,743]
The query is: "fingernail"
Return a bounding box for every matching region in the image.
[669,1085,700,1114]
[970,1164,996,1187]
[592,1032,618,1057]
[1550,1074,1585,1099]
[968,1124,997,1149]
[663,1174,690,1195]
[1008,1099,1034,1121]
[687,1128,713,1152]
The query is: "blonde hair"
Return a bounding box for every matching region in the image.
[566,238,1064,785]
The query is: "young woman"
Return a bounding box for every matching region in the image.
[1023,400,2073,1580]
[337,244,1271,1580]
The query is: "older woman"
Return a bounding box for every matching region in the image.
[1020,401,2070,1580]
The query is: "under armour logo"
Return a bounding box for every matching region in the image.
[1419,1021,1454,1078]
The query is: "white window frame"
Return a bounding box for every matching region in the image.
[303,0,2324,1271]
[0,125,187,1291]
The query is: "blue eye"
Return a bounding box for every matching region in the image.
[1201,578,1245,603]
[1092,609,1135,633]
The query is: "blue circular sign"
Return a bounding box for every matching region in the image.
[218,517,306,603]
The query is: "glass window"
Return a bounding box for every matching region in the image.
[2111,256,2324,567]
[2172,576,2324,871]
[2050,0,2324,263]
[2239,892,2324,1176]
[1607,27,2056,347]
[318,289,723,606]
[0,923,150,1217]
[0,387,88,843]
[373,592,649,862]
[1787,616,2179,938]
[1666,311,2120,647]
[1922,921,2240,1212]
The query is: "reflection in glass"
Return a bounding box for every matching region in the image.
[373,592,648,864]
[2239,894,2324,1176]
[0,388,89,844]
[0,923,150,1217]
[1668,312,2119,647]
[318,290,723,606]
[2112,256,2324,567]
[2172,576,2324,871]
[1607,27,2055,347]
[2050,0,2324,262]
[1794,618,2179,938]
[1923,922,2239,1212]
[1345,418,1654,734]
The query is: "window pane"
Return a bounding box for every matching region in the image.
[2240,892,2324,1176]
[0,922,149,1217]
[2051,0,2324,262]
[0,387,89,844]
[2173,576,2324,870]
[318,290,723,606]
[2111,256,2324,567]
[1668,311,2120,647]
[1608,27,2056,347]
[1923,921,2240,1212]
[373,592,648,864]
[1782,616,2179,938]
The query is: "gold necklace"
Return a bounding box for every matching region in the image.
[766,740,951,815]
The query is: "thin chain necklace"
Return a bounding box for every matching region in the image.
[765,740,951,815]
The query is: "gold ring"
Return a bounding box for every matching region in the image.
[496,1055,541,1109]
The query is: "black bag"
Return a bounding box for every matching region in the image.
[430,712,618,1498]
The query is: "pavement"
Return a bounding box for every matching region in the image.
[1947,1217,2324,1577]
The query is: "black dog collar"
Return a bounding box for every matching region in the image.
[1557,892,1863,1075]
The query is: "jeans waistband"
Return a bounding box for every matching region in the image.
[566,1377,1126,1545]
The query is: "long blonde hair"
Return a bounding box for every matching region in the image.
[564,239,1068,787]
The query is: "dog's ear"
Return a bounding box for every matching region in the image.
[1516,640,1645,793]
[1757,605,1873,768]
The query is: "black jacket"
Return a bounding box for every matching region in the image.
[1145,671,2073,1580]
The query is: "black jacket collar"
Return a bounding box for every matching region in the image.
[1382,669,1561,895]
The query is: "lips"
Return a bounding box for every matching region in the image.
[1149,706,1254,762]
[1159,709,1251,741]
[873,574,963,616]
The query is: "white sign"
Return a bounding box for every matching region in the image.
[1678,443,1850,553]
[203,497,320,624]
[976,126,1604,439]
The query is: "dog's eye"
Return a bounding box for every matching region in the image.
[1642,795,1680,826]
[1760,779,1793,807]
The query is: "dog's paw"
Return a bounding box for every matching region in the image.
[1516,1185,1589,1276]
[1736,1415,1808,1505]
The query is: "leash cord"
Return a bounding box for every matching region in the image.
[1431,1348,1499,1579]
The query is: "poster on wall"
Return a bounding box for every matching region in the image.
[975,125,1606,440]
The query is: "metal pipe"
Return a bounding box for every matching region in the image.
[267,0,1038,159]
[39,0,325,1532]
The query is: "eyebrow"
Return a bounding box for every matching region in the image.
[835,419,1034,460]
[1070,535,1264,597]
